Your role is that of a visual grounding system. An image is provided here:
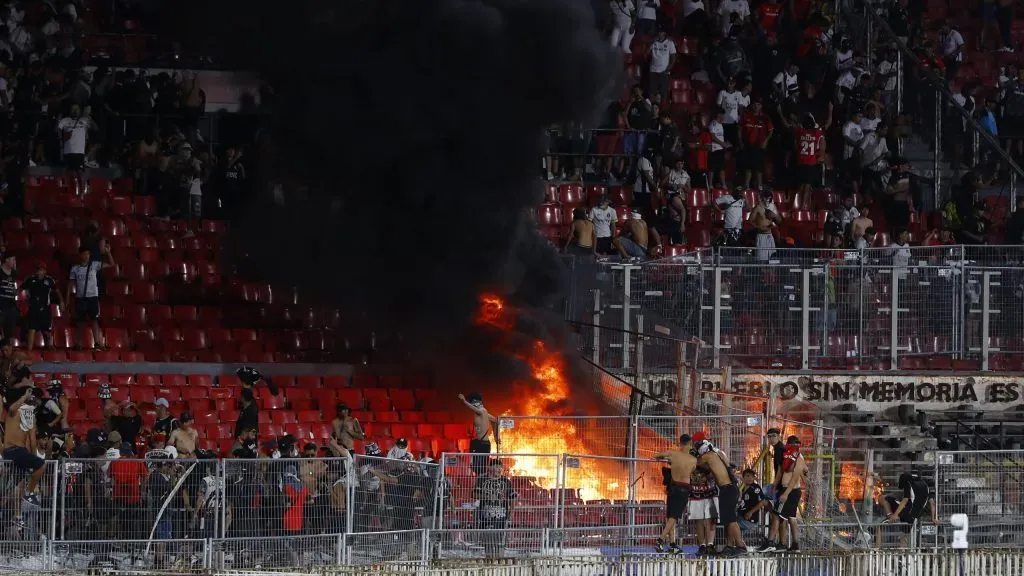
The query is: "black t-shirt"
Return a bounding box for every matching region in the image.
[110,414,143,445]
[235,402,259,439]
[899,475,930,509]
[147,471,173,512]
[0,268,17,309]
[771,441,785,484]
[154,415,178,436]
[626,99,653,131]
[475,476,518,521]
[22,275,56,309]
[739,482,767,514]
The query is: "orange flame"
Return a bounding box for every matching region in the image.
[476,294,652,501]
[839,462,865,502]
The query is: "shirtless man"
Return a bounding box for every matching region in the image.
[2,387,45,510]
[458,393,499,476]
[332,402,364,451]
[613,210,662,260]
[768,435,807,552]
[694,432,746,556]
[653,434,697,553]
[749,189,781,262]
[167,412,198,459]
[565,207,596,256]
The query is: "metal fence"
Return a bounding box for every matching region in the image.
[497,416,633,459]
[935,450,1024,547]
[572,245,1024,371]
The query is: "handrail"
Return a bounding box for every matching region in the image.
[951,420,1024,485]
[860,6,1024,198]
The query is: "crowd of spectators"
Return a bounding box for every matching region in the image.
[550,0,1024,261]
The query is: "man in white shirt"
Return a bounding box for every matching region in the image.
[713,187,746,245]
[708,108,730,188]
[839,194,861,231]
[772,63,799,99]
[888,229,912,271]
[939,22,964,80]
[610,0,637,53]
[66,246,115,350]
[589,196,619,255]
[860,122,889,196]
[56,104,96,194]
[717,0,750,30]
[716,77,749,147]
[841,111,864,191]
[637,0,660,36]
[648,29,677,103]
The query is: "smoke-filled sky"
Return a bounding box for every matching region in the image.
[157,0,618,361]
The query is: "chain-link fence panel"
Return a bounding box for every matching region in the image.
[0,540,47,571]
[0,459,56,542]
[51,538,208,572]
[439,453,558,533]
[345,529,425,566]
[350,455,436,534]
[211,534,342,570]
[553,524,660,554]
[430,528,546,560]
[936,450,1024,547]
[637,414,762,470]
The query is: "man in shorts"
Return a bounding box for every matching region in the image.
[767,435,806,552]
[694,431,746,556]
[2,386,47,521]
[688,465,719,555]
[653,434,697,554]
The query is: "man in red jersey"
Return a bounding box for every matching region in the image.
[686,120,713,190]
[739,98,773,189]
[756,0,783,34]
[792,113,824,197]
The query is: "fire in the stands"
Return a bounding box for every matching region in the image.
[474,293,660,501]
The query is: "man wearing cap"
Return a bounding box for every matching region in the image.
[332,402,364,452]
[153,398,177,436]
[473,459,518,558]
[693,431,747,556]
[458,392,500,476]
[764,435,806,552]
[653,434,697,553]
[168,412,198,459]
[108,400,143,446]
[614,209,662,261]
[387,437,413,461]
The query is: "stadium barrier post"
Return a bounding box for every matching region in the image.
[622,266,632,371]
[636,314,645,388]
[592,289,601,366]
[49,460,58,542]
[863,449,876,521]
[934,90,941,208]
[337,532,345,565]
[218,458,226,540]
[711,267,726,369]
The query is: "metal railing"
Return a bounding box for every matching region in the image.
[571,245,1024,371]
[935,449,1024,547]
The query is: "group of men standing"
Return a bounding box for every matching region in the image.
[654,428,807,556]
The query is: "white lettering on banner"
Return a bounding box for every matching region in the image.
[694,374,1024,410]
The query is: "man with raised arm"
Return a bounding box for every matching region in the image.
[653,434,697,554]
[3,386,46,515]
[458,392,500,476]
[694,431,747,556]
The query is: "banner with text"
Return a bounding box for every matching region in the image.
[685,374,1024,411]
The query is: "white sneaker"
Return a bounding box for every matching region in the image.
[84,160,100,168]
[998,46,1014,53]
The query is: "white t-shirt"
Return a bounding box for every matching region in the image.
[940,29,964,61]
[860,116,880,134]
[611,0,635,26]
[57,116,90,155]
[589,206,618,238]
[861,132,889,171]
[667,168,691,192]
[69,261,102,298]
[189,177,203,197]
[708,120,725,152]
[650,38,677,73]
[836,70,858,92]
[889,242,911,268]
[683,0,705,16]
[716,195,745,229]
[840,206,860,229]
[634,156,655,193]
[716,90,748,124]
[638,0,660,20]
[835,49,854,71]
[717,0,750,20]
[842,120,863,159]
[773,71,799,95]
[878,60,897,91]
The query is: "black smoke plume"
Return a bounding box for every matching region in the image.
[156,0,618,363]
